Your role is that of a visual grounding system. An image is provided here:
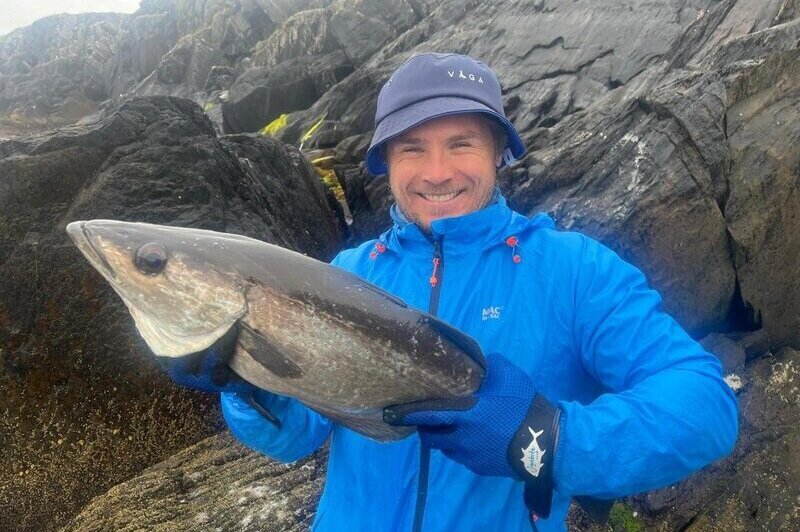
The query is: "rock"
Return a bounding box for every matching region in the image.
[0,96,343,530]
[735,329,773,361]
[0,1,337,137]
[506,87,736,333]
[61,434,328,532]
[338,165,392,244]
[700,333,747,373]
[333,132,371,165]
[221,50,354,134]
[0,13,127,136]
[636,348,800,531]
[203,65,236,92]
[252,9,336,68]
[328,0,418,64]
[723,47,800,348]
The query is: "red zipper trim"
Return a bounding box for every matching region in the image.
[429,257,440,287]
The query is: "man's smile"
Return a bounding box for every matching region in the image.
[415,189,465,203]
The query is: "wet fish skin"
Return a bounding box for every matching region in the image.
[66,220,486,440]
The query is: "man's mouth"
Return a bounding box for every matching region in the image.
[416,189,464,203]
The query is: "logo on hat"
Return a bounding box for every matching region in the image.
[447,70,485,83]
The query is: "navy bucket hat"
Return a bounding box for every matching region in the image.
[365,52,526,177]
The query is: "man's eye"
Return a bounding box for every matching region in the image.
[403,147,422,153]
[451,142,471,148]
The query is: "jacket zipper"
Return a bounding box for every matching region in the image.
[412,237,443,532]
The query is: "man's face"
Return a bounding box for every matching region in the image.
[386,114,501,231]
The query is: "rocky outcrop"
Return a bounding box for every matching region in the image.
[0,96,343,531]
[221,50,354,134]
[0,13,127,136]
[61,434,328,532]
[0,0,336,137]
[723,43,800,349]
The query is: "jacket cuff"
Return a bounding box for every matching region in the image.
[507,394,560,519]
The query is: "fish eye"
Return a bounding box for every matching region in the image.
[134,243,168,275]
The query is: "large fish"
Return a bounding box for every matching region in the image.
[65,220,486,440]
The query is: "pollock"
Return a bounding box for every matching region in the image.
[66,220,485,440]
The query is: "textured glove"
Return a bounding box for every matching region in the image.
[384,353,560,518]
[157,324,255,394]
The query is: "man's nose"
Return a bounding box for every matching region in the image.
[422,148,454,183]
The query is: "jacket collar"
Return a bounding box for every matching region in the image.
[384,187,545,258]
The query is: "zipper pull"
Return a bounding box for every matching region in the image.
[429,239,442,287]
[429,257,440,287]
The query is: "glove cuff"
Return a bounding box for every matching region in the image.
[507,394,560,519]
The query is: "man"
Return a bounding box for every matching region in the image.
[164,53,738,531]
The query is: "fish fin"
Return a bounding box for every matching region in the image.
[238,322,303,379]
[426,318,487,370]
[302,399,415,442]
[358,279,408,308]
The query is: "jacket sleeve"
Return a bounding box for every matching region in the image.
[218,249,357,462]
[221,390,332,463]
[552,235,739,499]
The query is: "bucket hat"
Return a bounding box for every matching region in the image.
[365,52,526,176]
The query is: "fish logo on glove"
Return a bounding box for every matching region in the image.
[520,427,546,477]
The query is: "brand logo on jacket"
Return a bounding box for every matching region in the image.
[448,70,485,83]
[520,427,546,477]
[482,306,502,321]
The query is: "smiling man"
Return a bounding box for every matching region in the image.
[163,53,739,531]
[384,113,502,228]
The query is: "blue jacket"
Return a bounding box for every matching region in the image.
[221,192,738,531]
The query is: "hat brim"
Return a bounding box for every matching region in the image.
[365,96,526,177]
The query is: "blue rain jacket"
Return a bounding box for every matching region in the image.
[221,192,738,531]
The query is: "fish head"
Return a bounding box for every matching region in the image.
[66,219,248,357]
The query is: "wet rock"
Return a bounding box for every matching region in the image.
[337,165,392,244]
[61,434,328,532]
[723,48,800,348]
[636,348,800,531]
[700,333,747,373]
[0,13,127,136]
[221,50,354,134]
[252,9,336,68]
[0,96,343,530]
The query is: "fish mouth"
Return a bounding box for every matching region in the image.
[66,221,117,281]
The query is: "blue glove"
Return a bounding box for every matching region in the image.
[157,324,255,394]
[384,353,560,518]
[157,324,282,428]
[159,346,257,394]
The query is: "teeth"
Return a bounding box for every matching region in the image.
[419,191,461,202]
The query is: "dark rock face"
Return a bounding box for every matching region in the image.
[724,46,800,348]
[221,50,354,134]
[0,13,127,136]
[0,96,343,531]
[62,434,328,532]
[0,1,336,137]
[507,91,737,333]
